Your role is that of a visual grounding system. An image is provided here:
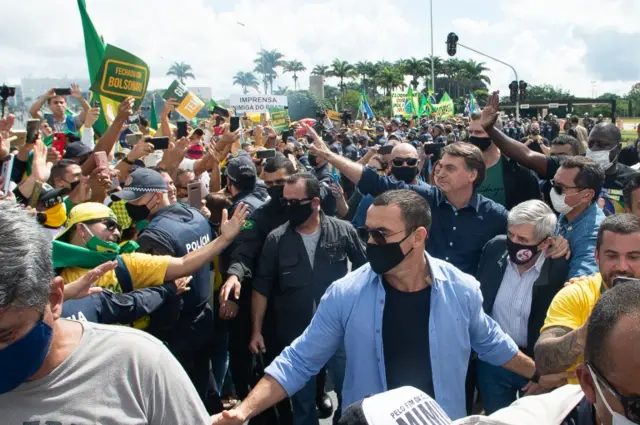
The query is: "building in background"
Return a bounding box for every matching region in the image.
[309,75,324,99]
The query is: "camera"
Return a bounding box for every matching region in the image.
[0,85,16,99]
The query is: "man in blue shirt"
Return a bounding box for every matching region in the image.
[212,190,568,425]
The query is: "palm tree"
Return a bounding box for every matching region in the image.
[402,57,426,90]
[354,60,376,95]
[460,60,491,90]
[166,61,195,84]
[374,66,405,97]
[311,64,329,76]
[283,60,307,91]
[273,86,289,95]
[232,71,261,94]
[423,56,443,91]
[254,49,286,94]
[326,59,357,109]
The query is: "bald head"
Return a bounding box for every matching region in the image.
[589,123,622,151]
[392,143,419,159]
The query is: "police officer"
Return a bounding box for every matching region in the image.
[111,168,249,414]
[219,154,296,404]
[224,152,266,216]
[249,173,367,425]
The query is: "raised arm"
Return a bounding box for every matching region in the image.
[481,92,549,177]
[29,88,55,119]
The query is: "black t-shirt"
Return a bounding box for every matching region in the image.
[382,279,434,398]
[560,396,596,425]
[545,156,638,214]
[519,136,550,155]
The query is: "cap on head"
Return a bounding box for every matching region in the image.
[226,153,258,182]
[55,202,117,240]
[111,168,169,201]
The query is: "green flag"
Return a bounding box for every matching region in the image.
[209,99,218,111]
[149,95,158,130]
[404,87,414,117]
[436,92,455,118]
[419,95,427,116]
[77,0,108,135]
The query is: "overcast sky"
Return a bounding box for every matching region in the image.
[1,0,638,100]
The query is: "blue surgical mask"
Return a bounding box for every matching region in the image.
[0,319,53,394]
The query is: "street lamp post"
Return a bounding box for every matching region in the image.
[237,21,268,95]
[430,0,435,93]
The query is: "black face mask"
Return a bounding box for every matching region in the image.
[469,136,493,152]
[308,155,318,167]
[391,166,419,184]
[506,237,543,265]
[62,179,81,193]
[366,232,413,274]
[284,202,314,228]
[125,202,150,222]
[267,185,284,204]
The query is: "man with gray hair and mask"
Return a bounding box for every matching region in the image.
[0,201,212,424]
[475,199,570,413]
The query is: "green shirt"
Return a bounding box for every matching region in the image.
[477,157,506,207]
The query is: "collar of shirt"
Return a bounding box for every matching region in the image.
[559,201,598,227]
[436,189,480,212]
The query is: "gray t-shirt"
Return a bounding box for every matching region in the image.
[298,228,321,269]
[0,320,210,425]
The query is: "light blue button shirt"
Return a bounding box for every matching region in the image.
[265,254,519,420]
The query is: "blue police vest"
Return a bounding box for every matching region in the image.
[144,204,213,315]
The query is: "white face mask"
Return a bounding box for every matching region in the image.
[586,147,615,170]
[550,189,575,215]
[588,365,636,425]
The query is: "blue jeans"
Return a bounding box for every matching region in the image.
[476,359,528,414]
[291,347,346,425]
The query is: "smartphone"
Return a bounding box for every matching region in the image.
[149,137,170,150]
[52,132,66,156]
[54,88,72,96]
[230,117,240,132]
[29,181,44,208]
[1,154,15,194]
[212,106,230,118]
[26,119,40,144]
[90,97,100,108]
[215,115,224,126]
[187,182,202,208]
[94,151,109,168]
[612,276,639,287]
[177,121,188,139]
[127,115,140,125]
[256,149,276,159]
[125,133,142,146]
[44,113,55,129]
[378,145,394,155]
[281,130,292,142]
[423,142,445,155]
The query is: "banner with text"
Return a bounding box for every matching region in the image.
[90,44,149,111]
[230,95,288,113]
[391,91,407,116]
[269,108,288,131]
[162,80,205,121]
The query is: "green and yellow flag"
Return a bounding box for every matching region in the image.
[77,0,109,135]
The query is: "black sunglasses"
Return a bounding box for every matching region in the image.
[280,197,313,208]
[550,180,585,196]
[588,362,640,423]
[85,218,121,232]
[361,227,411,245]
[392,157,419,167]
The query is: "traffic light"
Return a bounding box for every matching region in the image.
[519,81,528,101]
[508,81,518,103]
[446,33,459,57]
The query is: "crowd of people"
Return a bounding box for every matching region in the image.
[1,86,640,425]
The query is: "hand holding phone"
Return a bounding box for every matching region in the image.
[378,145,393,155]
[177,121,188,139]
[26,119,40,144]
[187,182,202,208]
[255,149,276,159]
[54,88,72,96]
[230,117,240,132]
[52,132,66,157]
[149,137,170,150]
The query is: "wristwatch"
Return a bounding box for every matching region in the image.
[122,157,135,165]
[530,369,541,383]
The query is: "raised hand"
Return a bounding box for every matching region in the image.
[480,91,501,132]
[63,261,117,300]
[219,203,249,243]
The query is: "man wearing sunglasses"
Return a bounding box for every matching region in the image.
[250,173,366,425]
[572,281,640,425]
[213,189,566,425]
[535,214,640,388]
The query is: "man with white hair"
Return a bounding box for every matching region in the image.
[475,200,570,413]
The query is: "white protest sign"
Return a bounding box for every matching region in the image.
[391,90,407,116]
[230,95,288,113]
